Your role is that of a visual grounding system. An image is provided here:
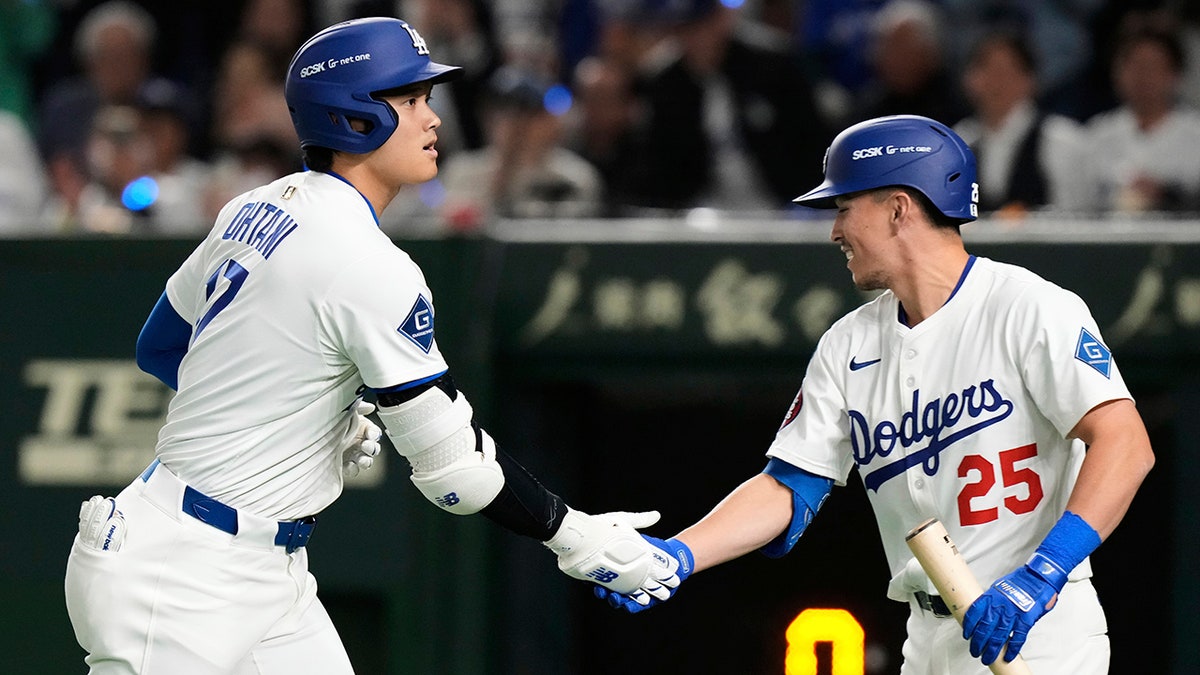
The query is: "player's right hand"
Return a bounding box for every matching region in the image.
[594,536,694,613]
[543,509,682,600]
[962,552,1066,665]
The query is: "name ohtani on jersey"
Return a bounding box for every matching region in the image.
[221,201,300,259]
[849,378,1014,491]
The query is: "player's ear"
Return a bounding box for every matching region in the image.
[888,189,911,224]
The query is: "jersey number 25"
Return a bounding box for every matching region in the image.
[956,443,1044,526]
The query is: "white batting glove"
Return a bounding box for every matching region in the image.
[78,495,126,552]
[341,401,383,478]
[544,508,681,602]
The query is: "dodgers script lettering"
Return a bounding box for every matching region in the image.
[850,379,1014,491]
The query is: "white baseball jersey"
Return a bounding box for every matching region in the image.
[158,170,448,519]
[766,256,1132,601]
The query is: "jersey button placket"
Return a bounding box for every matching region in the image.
[901,346,918,390]
[901,346,935,509]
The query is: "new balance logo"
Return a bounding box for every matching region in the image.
[849,356,881,371]
[436,493,460,508]
[586,568,620,584]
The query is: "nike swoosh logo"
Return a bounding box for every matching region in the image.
[849,357,882,371]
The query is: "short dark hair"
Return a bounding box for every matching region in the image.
[870,186,965,231]
[302,146,334,173]
[968,30,1038,76]
[1115,15,1186,73]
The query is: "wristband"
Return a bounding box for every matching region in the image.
[1029,510,1101,588]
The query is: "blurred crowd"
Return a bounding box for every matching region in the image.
[1,0,1199,237]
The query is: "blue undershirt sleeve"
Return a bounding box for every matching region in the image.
[761,458,834,558]
[135,291,192,391]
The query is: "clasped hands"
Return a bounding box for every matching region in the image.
[544,509,694,609]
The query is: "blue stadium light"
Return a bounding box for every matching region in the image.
[721,0,745,8]
[419,178,446,209]
[121,176,159,211]
[543,85,573,117]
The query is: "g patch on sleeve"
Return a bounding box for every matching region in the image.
[398,295,435,353]
[1074,328,1112,378]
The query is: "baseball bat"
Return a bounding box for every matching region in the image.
[905,517,1033,675]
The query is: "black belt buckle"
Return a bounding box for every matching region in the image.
[915,590,953,618]
[276,516,317,553]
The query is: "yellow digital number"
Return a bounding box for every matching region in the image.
[785,608,864,675]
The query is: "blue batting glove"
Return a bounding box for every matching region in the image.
[593,536,693,614]
[962,552,1067,664]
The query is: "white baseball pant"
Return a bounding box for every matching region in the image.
[64,461,354,674]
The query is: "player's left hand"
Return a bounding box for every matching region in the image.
[593,536,694,613]
[962,552,1067,665]
[341,400,382,478]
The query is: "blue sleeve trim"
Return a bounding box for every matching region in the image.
[135,291,192,391]
[760,458,834,558]
[372,369,450,394]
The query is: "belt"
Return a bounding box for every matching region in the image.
[139,459,316,553]
[914,590,953,618]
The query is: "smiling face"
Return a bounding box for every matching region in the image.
[831,190,900,291]
[372,82,443,186]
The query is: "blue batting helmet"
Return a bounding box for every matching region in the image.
[285,17,463,153]
[793,115,978,221]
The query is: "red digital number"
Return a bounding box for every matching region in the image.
[957,444,1044,526]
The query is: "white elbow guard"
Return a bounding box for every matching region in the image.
[376,386,504,515]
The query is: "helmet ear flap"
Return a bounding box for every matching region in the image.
[285,17,461,154]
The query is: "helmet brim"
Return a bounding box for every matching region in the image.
[792,183,838,209]
[417,62,464,86]
[793,177,882,209]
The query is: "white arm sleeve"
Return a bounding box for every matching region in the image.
[376,386,504,515]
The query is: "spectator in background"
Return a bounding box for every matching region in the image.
[136,79,211,234]
[236,0,314,58]
[938,0,1108,122]
[853,0,968,126]
[796,0,890,126]
[1079,14,1200,214]
[0,109,50,235]
[0,0,56,129]
[399,0,504,160]
[565,54,644,215]
[202,137,299,224]
[202,38,301,221]
[623,0,830,212]
[36,1,196,231]
[47,104,154,234]
[953,31,1087,216]
[1174,0,1200,110]
[208,39,298,159]
[591,0,676,77]
[432,64,604,231]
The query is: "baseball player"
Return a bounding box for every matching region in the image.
[63,17,679,674]
[595,115,1155,673]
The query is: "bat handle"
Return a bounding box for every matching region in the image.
[905,518,1034,675]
